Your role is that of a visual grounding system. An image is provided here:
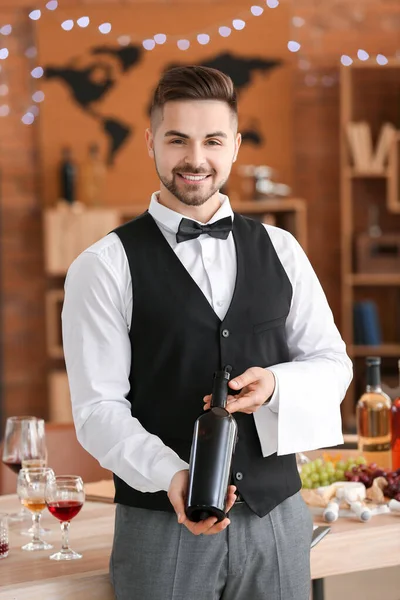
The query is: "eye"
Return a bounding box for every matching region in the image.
[170,139,185,144]
[206,140,221,146]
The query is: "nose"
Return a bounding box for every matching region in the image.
[183,142,207,170]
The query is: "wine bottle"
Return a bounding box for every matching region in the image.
[356,356,392,469]
[59,147,77,204]
[391,359,400,470]
[185,366,238,523]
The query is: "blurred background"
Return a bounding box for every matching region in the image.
[0,2,399,446]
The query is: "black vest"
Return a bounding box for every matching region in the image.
[112,211,301,518]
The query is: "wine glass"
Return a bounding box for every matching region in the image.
[17,467,55,551]
[2,417,47,521]
[45,475,85,560]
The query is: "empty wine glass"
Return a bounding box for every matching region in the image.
[45,475,85,560]
[17,467,55,551]
[2,417,47,521]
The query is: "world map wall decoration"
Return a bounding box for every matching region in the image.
[36,3,292,207]
[44,46,282,166]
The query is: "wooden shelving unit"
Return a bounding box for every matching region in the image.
[43,197,308,421]
[340,58,400,430]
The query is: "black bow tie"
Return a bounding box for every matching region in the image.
[176,216,233,244]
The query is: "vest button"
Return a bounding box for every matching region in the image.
[235,472,243,481]
[222,329,230,338]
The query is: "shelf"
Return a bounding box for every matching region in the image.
[348,273,400,286]
[349,344,400,357]
[345,168,389,179]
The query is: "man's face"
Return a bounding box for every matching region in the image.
[146,100,241,207]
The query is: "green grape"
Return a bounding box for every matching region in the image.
[320,477,329,487]
[336,460,346,471]
[303,478,313,488]
[310,472,320,483]
[301,464,311,476]
[335,469,345,481]
[355,456,367,465]
[308,462,317,472]
[325,461,335,473]
[314,458,323,468]
[312,482,320,489]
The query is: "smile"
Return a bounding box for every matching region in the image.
[178,174,211,183]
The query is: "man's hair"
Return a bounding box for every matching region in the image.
[150,65,237,128]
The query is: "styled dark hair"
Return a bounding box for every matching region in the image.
[150,65,237,125]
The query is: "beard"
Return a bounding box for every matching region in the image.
[155,160,229,207]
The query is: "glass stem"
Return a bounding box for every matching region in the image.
[61,521,70,552]
[32,513,41,543]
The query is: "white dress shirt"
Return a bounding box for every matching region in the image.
[62,192,353,494]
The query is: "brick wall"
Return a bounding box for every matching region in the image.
[0,0,399,421]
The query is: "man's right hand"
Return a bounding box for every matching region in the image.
[168,469,237,536]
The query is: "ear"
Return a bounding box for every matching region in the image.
[233,132,242,163]
[145,128,154,158]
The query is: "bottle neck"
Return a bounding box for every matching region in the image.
[210,371,230,409]
[366,363,381,391]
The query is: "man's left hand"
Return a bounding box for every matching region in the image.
[203,367,275,415]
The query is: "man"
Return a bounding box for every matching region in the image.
[62,65,352,600]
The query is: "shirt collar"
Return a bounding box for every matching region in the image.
[148,191,234,235]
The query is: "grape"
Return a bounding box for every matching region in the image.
[310,473,320,483]
[336,460,346,471]
[355,456,367,465]
[314,458,323,468]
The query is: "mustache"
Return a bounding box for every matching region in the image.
[173,167,214,175]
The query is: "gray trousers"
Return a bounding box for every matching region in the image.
[110,491,313,600]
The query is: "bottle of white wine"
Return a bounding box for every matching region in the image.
[356,356,392,469]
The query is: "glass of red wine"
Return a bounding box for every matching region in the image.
[45,475,85,560]
[2,417,47,522]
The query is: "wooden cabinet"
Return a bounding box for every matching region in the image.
[44,198,307,421]
[340,58,400,430]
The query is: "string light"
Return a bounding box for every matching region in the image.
[357,49,369,61]
[31,67,44,78]
[21,111,35,125]
[0,25,12,36]
[61,20,74,31]
[288,41,301,52]
[143,39,156,51]
[232,20,246,31]
[376,54,388,65]
[218,26,231,38]
[29,10,41,21]
[1,0,396,121]
[197,34,210,45]
[177,39,190,51]
[77,17,90,28]
[250,6,264,17]
[99,23,112,35]
[117,35,131,46]
[154,34,167,45]
[25,47,37,59]
[341,55,353,66]
[32,90,45,102]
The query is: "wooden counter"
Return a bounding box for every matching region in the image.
[0,488,399,599]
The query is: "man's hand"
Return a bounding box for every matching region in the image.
[168,469,237,536]
[203,367,275,415]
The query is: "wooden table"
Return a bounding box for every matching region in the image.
[1,483,399,599]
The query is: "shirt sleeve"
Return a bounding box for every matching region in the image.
[62,248,189,493]
[253,227,353,457]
